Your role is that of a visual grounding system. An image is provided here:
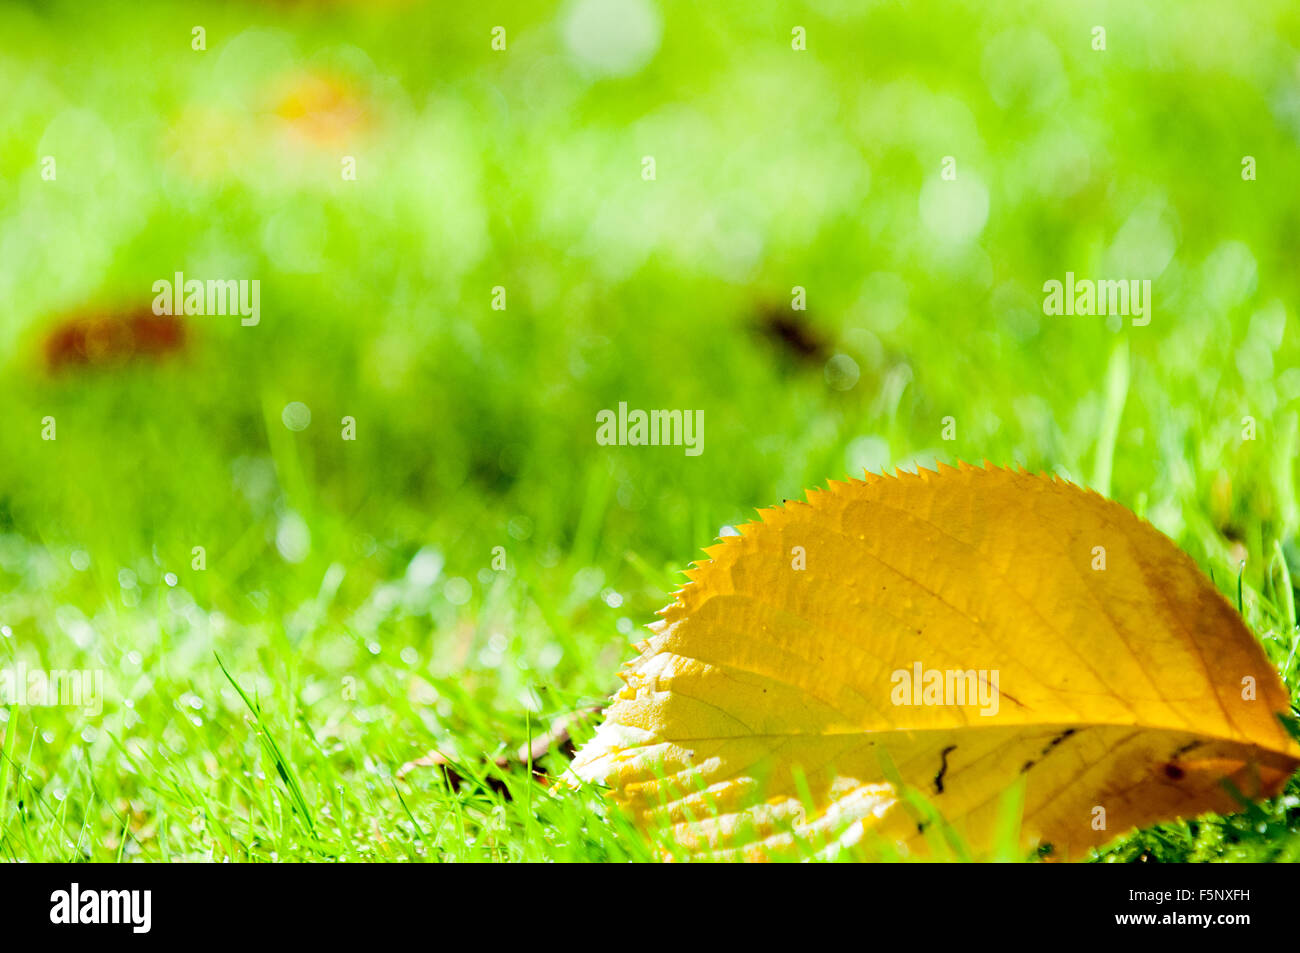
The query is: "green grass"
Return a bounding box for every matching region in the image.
[3,0,1300,861]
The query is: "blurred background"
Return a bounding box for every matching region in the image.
[2,0,1300,860]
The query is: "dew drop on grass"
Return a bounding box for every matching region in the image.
[405,547,444,588]
[444,577,472,605]
[571,567,605,599]
[824,353,860,391]
[845,435,891,476]
[538,644,563,670]
[563,0,662,77]
[281,401,312,431]
[276,513,311,563]
[919,172,989,244]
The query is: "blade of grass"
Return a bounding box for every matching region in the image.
[1092,336,1130,497]
[0,708,16,844]
[214,653,317,840]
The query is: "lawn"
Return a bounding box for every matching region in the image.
[2,0,1300,861]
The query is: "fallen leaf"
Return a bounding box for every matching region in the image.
[571,464,1300,860]
[44,307,187,371]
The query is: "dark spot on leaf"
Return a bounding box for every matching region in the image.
[934,744,957,794]
[1039,727,1077,757]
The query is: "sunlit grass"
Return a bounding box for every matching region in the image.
[3,0,1300,861]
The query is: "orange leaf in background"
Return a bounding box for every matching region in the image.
[572,464,1300,860]
[44,307,187,372]
[272,70,368,148]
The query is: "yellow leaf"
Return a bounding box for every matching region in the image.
[571,464,1300,860]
